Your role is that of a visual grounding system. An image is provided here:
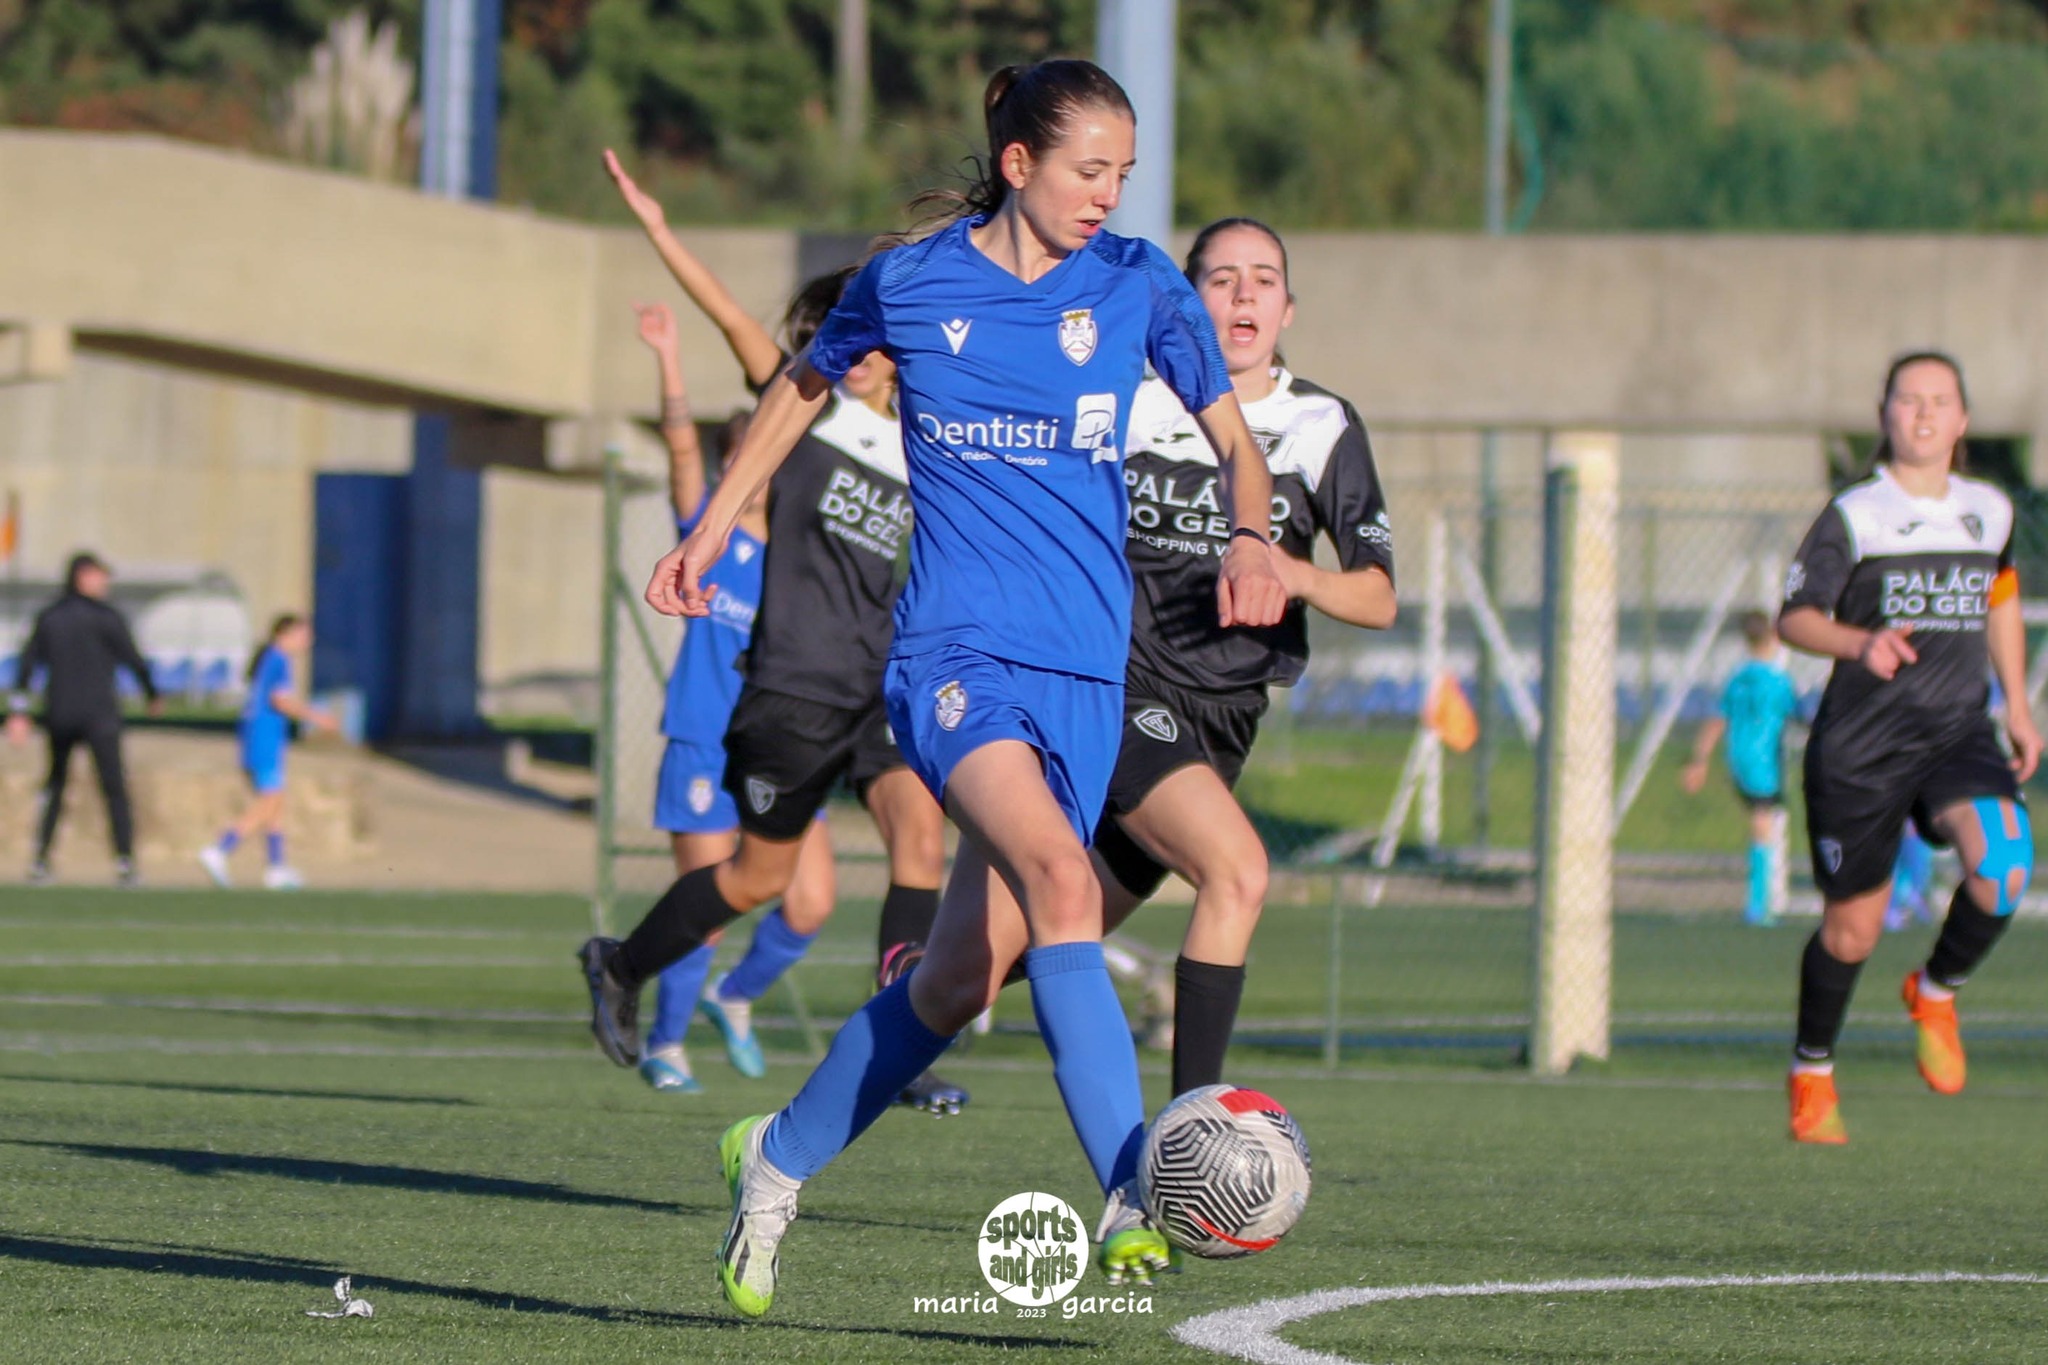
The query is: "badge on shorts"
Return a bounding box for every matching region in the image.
[688,777,714,815]
[935,681,967,732]
[745,777,776,815]
[1134,707,1180,743]
[1058,309,1097,366]
[1818,838,1843,875]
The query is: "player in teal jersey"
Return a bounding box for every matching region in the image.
[1683,609,1801,925]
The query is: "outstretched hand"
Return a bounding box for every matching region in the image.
[634,301,678,354]
[603,148,665,232]
[646,520,729,618]
[1217,535,1289,629]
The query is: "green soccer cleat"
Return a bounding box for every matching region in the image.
[1094,1180,1177,1287]
[717,1114,803,1319]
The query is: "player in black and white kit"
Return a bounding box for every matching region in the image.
[583,153,963,1113]
[1779,351,2039,1145]
[1093,218,1397,1094]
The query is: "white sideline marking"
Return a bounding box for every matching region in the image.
[0,954,554,968]
[0,917,563,941]
[1173,1272,2048,1365]
[0,1032,582,1059]
[0,993,579,1023]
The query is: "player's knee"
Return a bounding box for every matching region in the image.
[889,820,945,887]
[1969,797,2032,917]
[908,958,993,1034]
[1017,846,1100,938]
[722,858,795,911]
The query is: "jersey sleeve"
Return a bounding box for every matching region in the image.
[107,609,157,702]
[1136,240,1230,415]
[1311,406,1395,580]
[259,650,292,703]
[1784,504,1855,616]
[675,490,712,539]
[806,257,887,383]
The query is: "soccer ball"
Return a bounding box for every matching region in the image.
[1138,1084,1311,1259]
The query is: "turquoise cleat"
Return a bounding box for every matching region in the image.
[698,988,768,1079]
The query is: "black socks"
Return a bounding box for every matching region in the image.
[876,883,940,973]
[616,865,745,986]
[1173,956,1247,1095]
[1926,884,2013,990]
[1794,931,1863,1063]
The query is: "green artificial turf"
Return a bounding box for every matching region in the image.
[2,889,2043,1363]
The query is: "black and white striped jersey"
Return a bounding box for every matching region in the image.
[1784,464,2014,750]
[1121,369,1393,693]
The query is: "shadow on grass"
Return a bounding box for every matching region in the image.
[5,1141,960,1233]
[0,1232,1086,1347]
[0,1074,474,1107]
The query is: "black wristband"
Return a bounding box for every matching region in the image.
[1229,526,1267,546]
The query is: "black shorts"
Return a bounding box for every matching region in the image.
[722,684,906,841]
[1734,783,1784,812]
[1804,716,2021,900]
[1094,672,1267,899]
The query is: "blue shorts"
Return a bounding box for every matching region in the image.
[884,644,1122,844]
[655,739,739,834]
[241,745,286,795]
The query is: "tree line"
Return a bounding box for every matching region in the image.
[4,0,2048,231]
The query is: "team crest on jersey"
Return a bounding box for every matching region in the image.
[688,776,715,815]
[1963,512,1985,542]
[745,777,776,815]
[1133,707,1180,743]
[934,681,968,731]
[1818,838,1843,875]
[1058,309,1098,365]
[1785,561,1807,598]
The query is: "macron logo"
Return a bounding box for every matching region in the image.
[941,318,972,354]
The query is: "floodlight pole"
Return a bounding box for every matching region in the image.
[836,0,869,157]
[1097,0,1177,249]
[1473,0,1514,847]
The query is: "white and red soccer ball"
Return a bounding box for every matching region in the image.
[1139,1084,1312,1259]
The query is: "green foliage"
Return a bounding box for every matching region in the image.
[6,0,2048,229]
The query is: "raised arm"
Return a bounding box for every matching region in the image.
[634,303,708,523]
[605,150,784,390]
[1191,393,1287,629]
[645,358,833,617]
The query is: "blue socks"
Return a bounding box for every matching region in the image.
[717,907,816,1002]
[1027,942,1146,1195]
[646,943,716,1052]
[266,831,286,867]
[763,977,950,1182]
[1746,843,1771,920]
[216,831,241,854]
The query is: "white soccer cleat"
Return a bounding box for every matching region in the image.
[717,1114,803,1318]
[197,845,232,889]
[263,865,305,891]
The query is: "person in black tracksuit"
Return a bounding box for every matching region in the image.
[6,552,161,884]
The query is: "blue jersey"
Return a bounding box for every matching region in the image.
[809,218,1230,683]
[1721,656,1798,797]
[240,645,293,758]
[661,497,765,745]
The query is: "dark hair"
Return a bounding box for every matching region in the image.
[247,613,303,682]
[64,551,107,592]
[1182,217,1291,292]
[944,59,1134,223]
[1874,350,1969,471]
[782,266,859,355]
[1738,608,1775,648]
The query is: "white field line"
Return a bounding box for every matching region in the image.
[0,1032,586,1059]
[0,954,558,968]
[0,918,568,942]
[0,993,579,1023]
[1174,1272,2048,1365]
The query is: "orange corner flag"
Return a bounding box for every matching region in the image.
[1424,672,1479,753]
[0,490,17,563]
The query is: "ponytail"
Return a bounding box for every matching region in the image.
[247,613,302,683]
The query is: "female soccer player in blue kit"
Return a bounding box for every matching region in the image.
[640,59,1287,1317]
[198,615,337,890]
[631,300,838,1093]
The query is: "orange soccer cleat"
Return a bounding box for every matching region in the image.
[1902,971,1967,1095]
[1788,1070,1848,1145]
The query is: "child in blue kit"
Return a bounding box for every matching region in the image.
[199,616,337,890]
[1684,609,1802,925]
